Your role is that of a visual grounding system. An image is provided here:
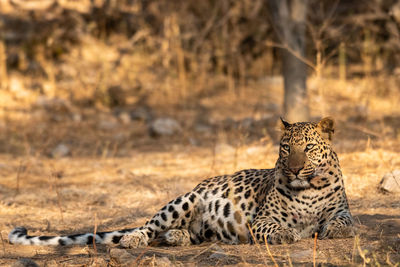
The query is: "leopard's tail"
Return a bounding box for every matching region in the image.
[8,226,136,246]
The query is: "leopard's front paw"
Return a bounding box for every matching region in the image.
[162,229,191,246]
[266,228,301,244]
[319,222,356,239]
[119,231,149,248]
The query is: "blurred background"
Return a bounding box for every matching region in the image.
[1,1,400,265]
[0,0,399,156]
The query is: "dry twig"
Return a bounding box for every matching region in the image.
[264,235,279,267]
[0,232,6,256]
[15,160,24,195]
[247,223,268,266]
[133,247,152,265]
[313,232,318,267]
[50,170,64,223]
[93,212,98,255]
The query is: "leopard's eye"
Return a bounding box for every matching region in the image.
[281,144,290,152]
[306,144,315,150]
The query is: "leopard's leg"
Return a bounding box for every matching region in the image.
[251,214,300,245]
[120,192,201,248]
[319,210,355,239]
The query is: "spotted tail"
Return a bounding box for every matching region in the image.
[8,227,136,246]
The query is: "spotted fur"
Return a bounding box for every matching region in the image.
[9,117,355,247]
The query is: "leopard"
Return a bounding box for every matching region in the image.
[9,117,355,247]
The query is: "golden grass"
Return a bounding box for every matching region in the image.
[0,36,399,265]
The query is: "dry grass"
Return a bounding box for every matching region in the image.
[0,71,399,266]
[1,1,399,266]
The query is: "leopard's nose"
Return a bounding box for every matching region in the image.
[289,166,303,175]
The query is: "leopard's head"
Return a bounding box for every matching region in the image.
[276,117,336,189]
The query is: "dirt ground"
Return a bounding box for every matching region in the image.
[0,78,399,266]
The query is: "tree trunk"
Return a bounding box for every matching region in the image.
[268,0,310,122]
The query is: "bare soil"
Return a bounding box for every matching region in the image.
[0,79,399,266]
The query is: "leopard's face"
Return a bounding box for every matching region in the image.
[277,118,335,189]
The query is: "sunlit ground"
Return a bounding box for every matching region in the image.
[0,73,399,266]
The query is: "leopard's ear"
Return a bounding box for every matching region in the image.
[280,117,291,130]
[317,117,335,140]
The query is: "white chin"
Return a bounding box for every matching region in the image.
[290,179,310,189]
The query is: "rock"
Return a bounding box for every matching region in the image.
[72,113,82,122]
[11,258,39,267]
[51,143,70,158]
[208,252,225,260]
[130,107,153,122]
[140,256,172,266]
[379,170,400,193]
[109,248,136,266]
[149,118,182,137]
[88,257,108,267]
[98,117,119,130]
[208,245,226,260]
[44,260,58,267]
[118,112,131,125]
[194,123,212,134]
[290,249,313,260]
[109,249,171,266]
